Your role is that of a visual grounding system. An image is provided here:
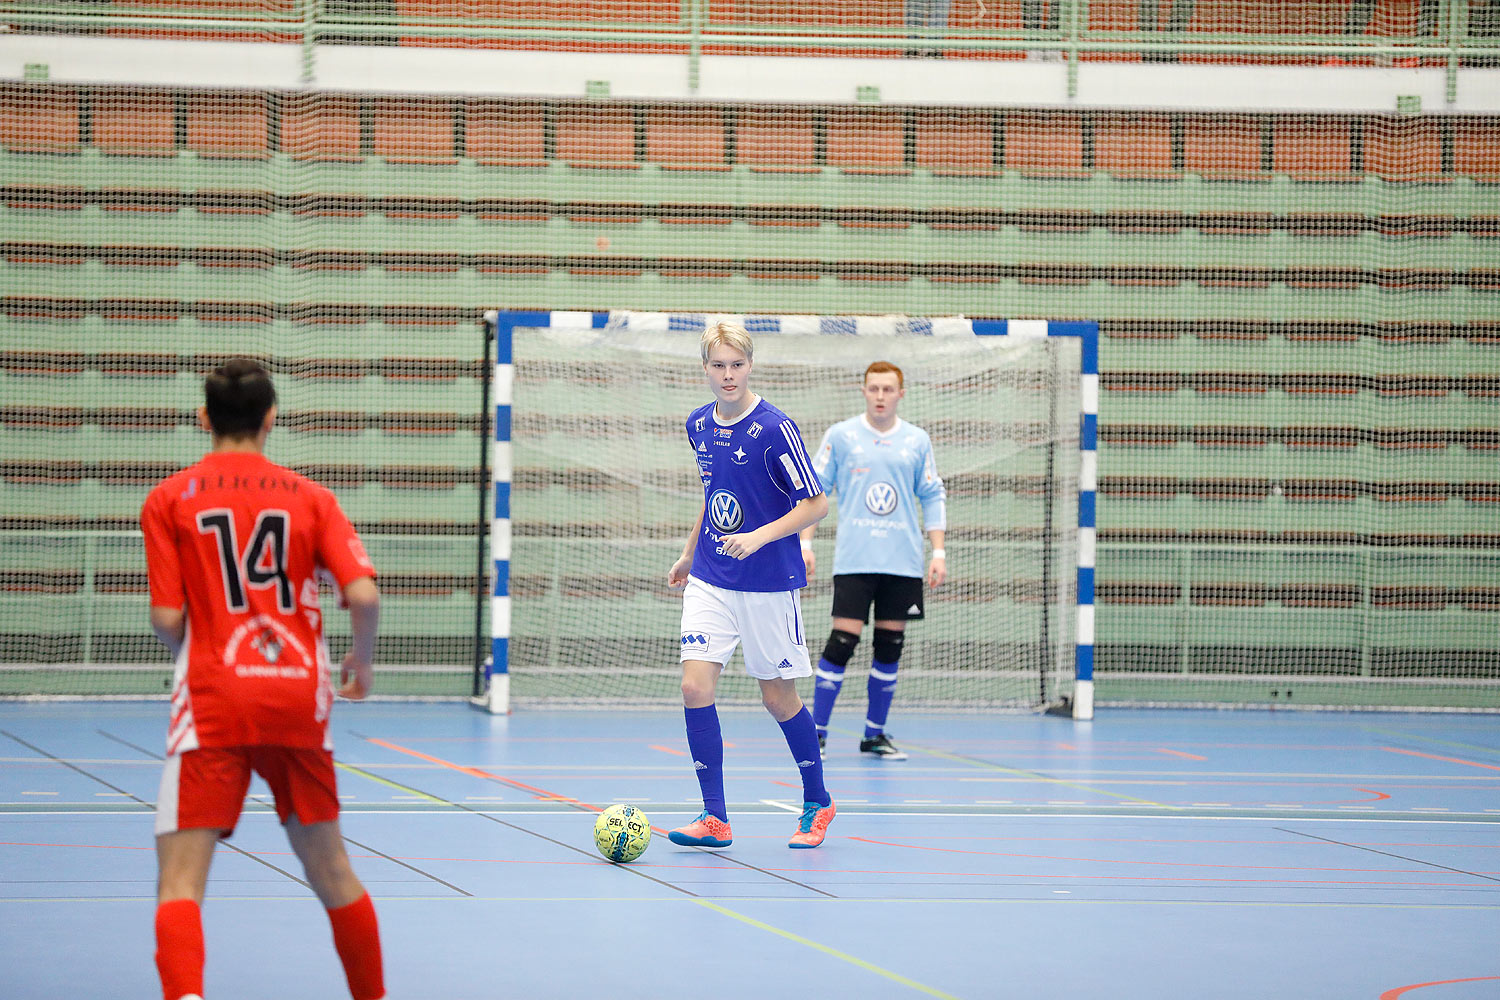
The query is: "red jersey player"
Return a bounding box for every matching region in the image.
[140,360,386,1000]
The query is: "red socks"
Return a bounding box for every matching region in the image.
[328,891,385,1000]
[155,892,383,1000]
[154,898,205,1000]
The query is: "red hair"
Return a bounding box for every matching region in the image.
[864,361,903,388]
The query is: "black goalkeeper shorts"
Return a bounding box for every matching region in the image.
[829,573,924,623]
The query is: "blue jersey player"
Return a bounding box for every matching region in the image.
[666,321,836,849]
[799,361,947,761]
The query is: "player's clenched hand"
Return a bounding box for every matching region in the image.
[339,652,374,700]
[802,547,816,578]
[718,530,765,560]
[927,554,947,589]
[667,554,692,589]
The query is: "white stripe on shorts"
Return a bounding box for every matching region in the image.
[154,753,182,836]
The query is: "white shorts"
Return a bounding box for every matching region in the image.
[679,576,812,681]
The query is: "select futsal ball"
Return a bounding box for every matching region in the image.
[594,803,651,863]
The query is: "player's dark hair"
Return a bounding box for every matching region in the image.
[204,359,276,438]
[865,360,904,388]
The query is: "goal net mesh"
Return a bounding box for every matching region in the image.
[507,315,1080,709]
[1,2,1497,708]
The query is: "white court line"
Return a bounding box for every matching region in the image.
[7,809,1499,826]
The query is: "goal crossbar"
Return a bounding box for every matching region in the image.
[478,310,1099,719]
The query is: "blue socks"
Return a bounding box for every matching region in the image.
[811,657,846,737]
[684,704,727,822]
[864,660,900,739]
[778,707,831,807]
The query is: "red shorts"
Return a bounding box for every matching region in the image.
[154,746,340,838]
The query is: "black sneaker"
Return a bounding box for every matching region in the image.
[817,732,827,759]
[859,733,908,760]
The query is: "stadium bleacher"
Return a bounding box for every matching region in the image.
[0,70,1495,702]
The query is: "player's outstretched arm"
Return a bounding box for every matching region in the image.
[927,528,947,588]
[149,606,186,659]
[669,502,705,589]
[339,576,379,699]
[720,493,829,561]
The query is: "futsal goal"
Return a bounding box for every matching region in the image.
[479,310,1097,718]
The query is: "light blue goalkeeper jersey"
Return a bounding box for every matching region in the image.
[811,415,946,579]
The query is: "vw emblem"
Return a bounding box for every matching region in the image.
[864,482,898,516]
[709,490,744,532]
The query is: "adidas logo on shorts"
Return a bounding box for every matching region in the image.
[777,659,794,672]
[907,604,920,615]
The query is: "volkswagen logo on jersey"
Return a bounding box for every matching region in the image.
[708,490,744,533]
[864,481,899,516]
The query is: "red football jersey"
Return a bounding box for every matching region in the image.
[141,451,376,753]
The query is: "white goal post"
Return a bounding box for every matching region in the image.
[478,310,1098,720]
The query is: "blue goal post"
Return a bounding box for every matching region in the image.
[478,310,1099,719]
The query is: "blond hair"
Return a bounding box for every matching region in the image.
[700,320,754,364]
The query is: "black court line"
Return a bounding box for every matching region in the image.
[344,729,838,899]
[97,729,472,898]
[332,756,702,898]
[96,729,165,762]
[340,833,474,897]
[1276,826,1500,884]
[5,729,153,806]
[4,728,312,890]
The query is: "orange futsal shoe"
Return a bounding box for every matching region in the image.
[788,799,836,848]
[668,811,733,848]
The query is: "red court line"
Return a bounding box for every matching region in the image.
[650,744,686,756]
[6,839,1485,887]
[1156,747,1208,761]
[0,840,150,851]
[1382,747,1500,772]
[1380,976,1500,999]
[845,837,1489,876]
[363,736,670,835]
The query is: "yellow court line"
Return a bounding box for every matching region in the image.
[335,761,450,806]
[909,744,1180,810]
[1360,726,1500,760]
[824,725,1179,810]
[692,898,963,1000]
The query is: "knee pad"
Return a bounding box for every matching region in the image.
[872,628,905,664]
[820,629,860,668]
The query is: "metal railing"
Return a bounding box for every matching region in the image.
[4,1,1499,99]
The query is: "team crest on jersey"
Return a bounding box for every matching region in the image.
[224,614,313,675]
[864,482,899,516]
[695,417,706,432]
[747,422,763,439]
[730,445,749,465]
[708,490,744,533]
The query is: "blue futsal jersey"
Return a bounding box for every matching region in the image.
[811,416,947,579]
[687,396,823,593]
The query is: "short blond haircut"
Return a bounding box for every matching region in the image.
[700,320,754,364]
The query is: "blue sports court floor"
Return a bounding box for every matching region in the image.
[1,702,1497,999]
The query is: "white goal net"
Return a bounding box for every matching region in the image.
[500,313,1082,711]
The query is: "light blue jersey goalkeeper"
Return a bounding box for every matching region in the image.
[811,415,946,579]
